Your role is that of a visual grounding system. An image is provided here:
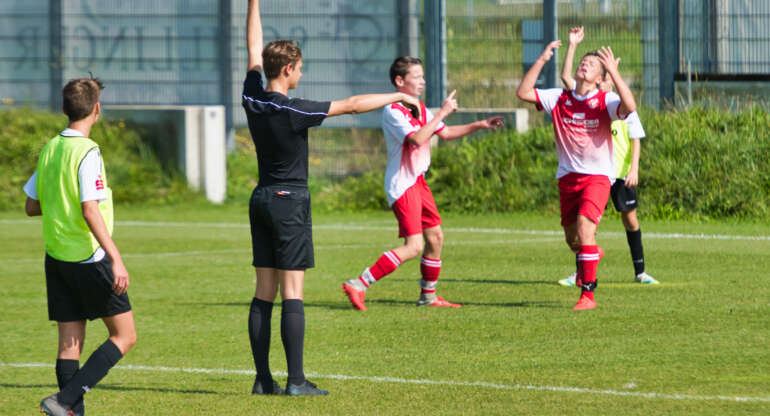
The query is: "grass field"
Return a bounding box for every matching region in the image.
[1,203,769,415]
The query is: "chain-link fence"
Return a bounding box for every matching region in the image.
[2,1,769,178]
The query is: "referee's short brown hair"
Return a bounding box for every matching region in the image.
[262,40,302,80]
[62,76,104,122]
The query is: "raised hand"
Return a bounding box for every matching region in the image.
[568,26,584,45]
[540,40,562,62]
[597,46,621,73]
[440,89,458,117]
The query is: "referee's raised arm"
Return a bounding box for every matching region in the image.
[246,0,263,73]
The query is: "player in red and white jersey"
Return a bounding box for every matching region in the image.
[517,40,638,310]
[342,56,503,311]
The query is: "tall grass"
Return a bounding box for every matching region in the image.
[310,106,770,220]
[0,108,198,210]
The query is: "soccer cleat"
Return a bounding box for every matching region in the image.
[252,378,285,395]
[635,272,659,285]
[558,272,577,287]
[40,394,74,416]
[286,379,329,396]
[342,280,367,311]
[573,295,597,311]
[416,294,462,308]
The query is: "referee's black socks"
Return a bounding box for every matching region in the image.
[58,339,123,406]
[249,297,275,383]
[281,299,306,386]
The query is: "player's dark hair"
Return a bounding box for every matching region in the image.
[62,74,104,122]
[262,40,302,80]
[389,56,423,86]
[581,51,607,79]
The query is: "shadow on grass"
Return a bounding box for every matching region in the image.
[183,298,560,309]
[439,278,554,286]
[0,382,219,395]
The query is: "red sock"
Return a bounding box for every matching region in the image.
[578,245,600,301]
[359,250,402,287]
[419,256,441,294]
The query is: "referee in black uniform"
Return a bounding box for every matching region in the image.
[243,0,420,396]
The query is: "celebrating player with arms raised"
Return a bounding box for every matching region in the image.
[517,39,637,310]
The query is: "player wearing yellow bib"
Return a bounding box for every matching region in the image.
[558,26,658,286]
[25,76,137,416]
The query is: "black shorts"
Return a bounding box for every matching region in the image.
[249,184,313,270]
[610,179,639,213]
[45,254,132,322]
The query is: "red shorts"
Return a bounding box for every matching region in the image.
[391,175,442,238]
[558,173,611,227]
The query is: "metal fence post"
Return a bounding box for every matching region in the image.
[658,0,679,105]
[425,0,446,108]
[543,0,558,89]
[398,0,419,58]
[219,0,234,151]
[49,0,62,112]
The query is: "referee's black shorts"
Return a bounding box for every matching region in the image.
[249,184,314,270]
[45,254,132,322]
[610,178,639,213]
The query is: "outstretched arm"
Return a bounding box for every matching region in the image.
[598,46,636,115]
[246,0,263,72]
[327,92,420,117]
[561,26,583,89]
[517,40,562,104]
[436,116,504,141]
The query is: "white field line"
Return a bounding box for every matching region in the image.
[3,218,769,241]
[2,362,768,404]
[1,238,559,265]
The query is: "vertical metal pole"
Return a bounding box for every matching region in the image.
[425,0,446,108]
[49,0,63,112]
[219,0,234,151]
[658,0,679,105]
[398,0,419,58]
[543,0,558,89]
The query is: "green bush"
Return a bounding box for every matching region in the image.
[0,107,198,210]
[312,106,770,220]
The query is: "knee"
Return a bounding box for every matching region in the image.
[565,235,580,252]
[123,330,137,352]
[622,212,639,231]
[426,232,444,251]
[403,240,424,260]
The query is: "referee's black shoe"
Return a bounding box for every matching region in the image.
[252,378,285,395]
[286,379,329,396]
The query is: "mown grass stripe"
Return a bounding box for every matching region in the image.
[2,219,769,241]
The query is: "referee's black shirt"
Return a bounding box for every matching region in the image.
[242,70,330,187]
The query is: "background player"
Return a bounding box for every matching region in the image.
[341,56,503,311]
[516,39,637,310]
[25,76,137,415]
[244,0,421,396]
[557,26,658,286]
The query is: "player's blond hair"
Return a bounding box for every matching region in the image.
[262,40,302,80]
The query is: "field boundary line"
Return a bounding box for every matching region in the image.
[3,219,770,241]
[2,362,768,403]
